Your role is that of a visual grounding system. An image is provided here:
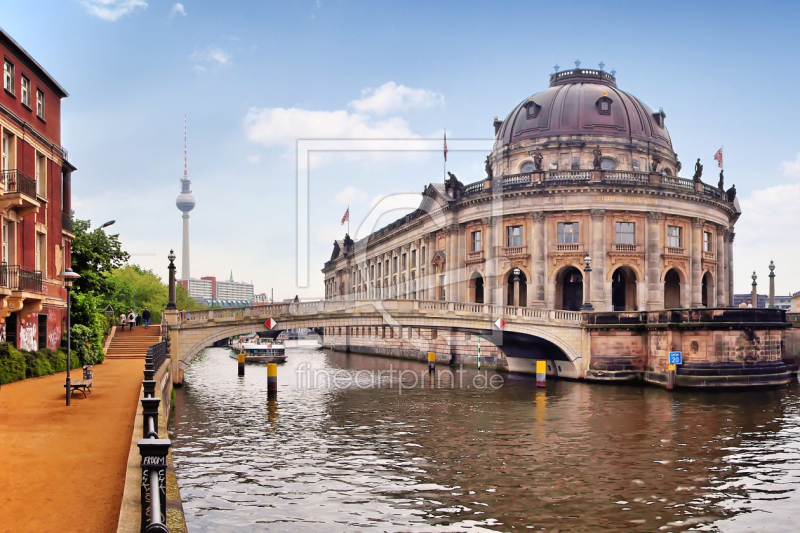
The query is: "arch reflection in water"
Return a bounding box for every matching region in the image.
[170,346,800,532]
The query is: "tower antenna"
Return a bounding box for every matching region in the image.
[184,114,187,178]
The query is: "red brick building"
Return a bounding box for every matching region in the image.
[1,29,74,351]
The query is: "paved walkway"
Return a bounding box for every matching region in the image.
[0,358,144,532]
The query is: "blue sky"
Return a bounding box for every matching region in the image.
[3,0,800,298]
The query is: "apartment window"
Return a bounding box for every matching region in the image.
[2,221,7,264]
[393,256,398,273]
[3,60,13,93]
[21,76,30,107]
[557,222,579,244]
[36,88,45,119]
[401,253,407,270]
[35,233,44,272]
[668,226,682,248]
[1,133,8,171]
[472,230,482,252]
[36,153,46,197]
[411,250,416,267]
[704,231,712,252]
[38,314,48,350]
[615,222,635,245]
[439,275,446,300]
[507,225,523,247]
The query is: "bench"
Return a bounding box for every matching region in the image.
[65,366,93,398]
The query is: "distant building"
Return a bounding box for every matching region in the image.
[732,293,791,309]
[792,291,800,313]
[178,271,254,304]
[253,293,271,304]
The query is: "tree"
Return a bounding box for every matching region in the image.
[70,218,129,295]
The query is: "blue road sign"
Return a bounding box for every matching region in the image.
[669,351,682,365]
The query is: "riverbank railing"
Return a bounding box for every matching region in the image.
[137,343,171,533]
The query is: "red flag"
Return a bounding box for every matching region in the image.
[443,130,448,162]
[714,147,723,168]
[340,207,349,226]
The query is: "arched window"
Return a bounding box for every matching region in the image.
[596,94,613,115]
[520,161,536,173]
[600,157,617,170]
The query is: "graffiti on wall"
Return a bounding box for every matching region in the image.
[19,320,37,352]
[0,321,5,343]
[47,308,62,350]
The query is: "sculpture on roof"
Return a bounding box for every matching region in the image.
[533,151,543,170]
[651,154,662,173]
[445,172,465,197]
[718,169,724,191]
[592,145,602,170]
[726,184,737,203]
[693,158,703,182]
[485,156,494,179]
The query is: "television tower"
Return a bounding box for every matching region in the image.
[176,115,195,280]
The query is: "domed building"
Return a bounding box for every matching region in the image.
[323,66,740,313]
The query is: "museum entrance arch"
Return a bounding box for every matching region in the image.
[611,266,638,311]
[664,269,682,309]
[506,270,527,307]
[469,272,485,304]
[556,267,583,311]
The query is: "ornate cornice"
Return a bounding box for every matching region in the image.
[530,212,546,222]
[646,211,661,223]
[691,217,705,229]
[590,209,606,220]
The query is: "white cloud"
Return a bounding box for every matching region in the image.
[350,82,445,116]
[246,155,260,164]
[334,186,367,206]
[82,0,147,21]
[191,46,231,71]
[780,152,800,179]
[170,3,186,17]
[243,107,416,147]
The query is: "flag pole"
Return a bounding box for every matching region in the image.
[443,128,446,183]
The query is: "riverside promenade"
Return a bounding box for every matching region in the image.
[1,358,147,531]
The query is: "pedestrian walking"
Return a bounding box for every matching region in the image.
[127,309,135,331]
[135,313,141,326]
[119,313,126,331]
[142,307,151,329]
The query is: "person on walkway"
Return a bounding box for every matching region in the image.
[127,309,135,331]
[738,301,747,308]
[119,313,126,331]
[142,307,151,329]
[747,301,753,308]
[135,313,141,326]
[293,295,300,302]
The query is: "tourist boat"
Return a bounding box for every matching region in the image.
[277,328,322,348]
[229,335,287,363]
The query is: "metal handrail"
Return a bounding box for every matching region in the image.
[0,263,43,292]
[62,212,73,232]
[0,169,37,198]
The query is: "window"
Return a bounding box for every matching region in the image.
[596,95,613,115]
[704,231,712,252]
[3,60,13,93]
[38,314,47,350]
[393,256,398,273]
[557,222,579,244]
[439,275,446,300]
[571,155,580,169]
[600,157,617,170]
[36,88,45,119]
[401,253,407,270]
[1,133,8,171]
[615,222,635,245]
[421,247,425,265]
[520,161,536,173]
[1,220,8,264]
[472,230,482,252]
[411,250,416,267]
[36,153,46,197]
[21,76,30,107]
[506,225,523,247]
[668,226,682,248]
[35,233,44,272]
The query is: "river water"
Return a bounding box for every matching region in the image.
[171,347,800,532]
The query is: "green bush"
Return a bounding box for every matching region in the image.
[0,342,26,384]
[40,348,80,373]
[70,324,105,365]
[23,350,53,378]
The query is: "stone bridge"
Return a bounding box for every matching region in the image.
[163,302,799,390]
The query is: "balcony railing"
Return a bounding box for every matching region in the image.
[465,250,485,263]
[555,243,583,252]
[702,251,715,261]
[612,243,641,253]
[1,169,37,199]
[664,246,686,255]
[62,213,73,232]
[502,245,527,257]
[0,264,43,292]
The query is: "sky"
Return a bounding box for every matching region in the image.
[3,0,800,298]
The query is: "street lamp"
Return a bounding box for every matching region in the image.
[99,220,116,229]
[580,253,594,311]
[512,267,521,307]
[166,249,177,311]
[58,267,81,406]
[751,271,758,308]
[768,261,776,308]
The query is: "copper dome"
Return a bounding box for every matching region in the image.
[495,68,672,152]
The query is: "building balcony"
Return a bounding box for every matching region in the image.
[62,212,74,233]
[465,250,485,264]
[554,243,584,253]
[0,264,43,293]
[664,246,687,256]
[501,245,528,257]
[702,251,716,261]
[612,243,642,253]
[0,170,40,217]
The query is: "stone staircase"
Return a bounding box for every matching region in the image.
[105,325,162,360]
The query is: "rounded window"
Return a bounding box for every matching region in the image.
[661,167,673,176]
[600,157,617,170]
[520,161,536,173]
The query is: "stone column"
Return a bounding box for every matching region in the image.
[728,231,735,306]
[531,212,546,307]
[446,225,457,301]
[457,225,467,302]
[691,218,704,307]
[646,212,662,310]
[483,217,495,304]
[590,209,606,309]
[716,228,726,307]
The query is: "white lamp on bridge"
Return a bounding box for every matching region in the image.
[580,253,594,311]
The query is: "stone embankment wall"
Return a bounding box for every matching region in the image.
[323,326,507,370]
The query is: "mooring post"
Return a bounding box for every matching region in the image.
[536,360,546,387]
[428,351,435,374]
[267,363,278,398]
[667,364,676,390]
[238,352,245,376]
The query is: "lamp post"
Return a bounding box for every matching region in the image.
[512,266,521,307]
[58,267,81,406]
[769,261,776,308]
[166,249,177,311]
[99,220,116,230]
[581,253,594,311]
[751,271,758,308]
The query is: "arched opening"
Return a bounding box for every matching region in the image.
[469,273,484,304]
[702,272,713,307]
[611,266,638,311]
[664,269,682,309]
[506,269,528,307]
[556,267,583,311]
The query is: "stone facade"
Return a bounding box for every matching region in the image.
[323,68,739,313]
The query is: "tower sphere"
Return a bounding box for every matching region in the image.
[176,190,195,212]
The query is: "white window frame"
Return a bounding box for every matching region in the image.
[35,232,44,272]
[36,152,46,197]
[3,59,13,93]
[668,226,682,248]
[472,230,482,252]
[36,88,45,119]
[615,222,635,245]
[20,76,29,107]
[2,220,8,264]
[703,231,712,252]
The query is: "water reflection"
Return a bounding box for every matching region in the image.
[171,347,800,532]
